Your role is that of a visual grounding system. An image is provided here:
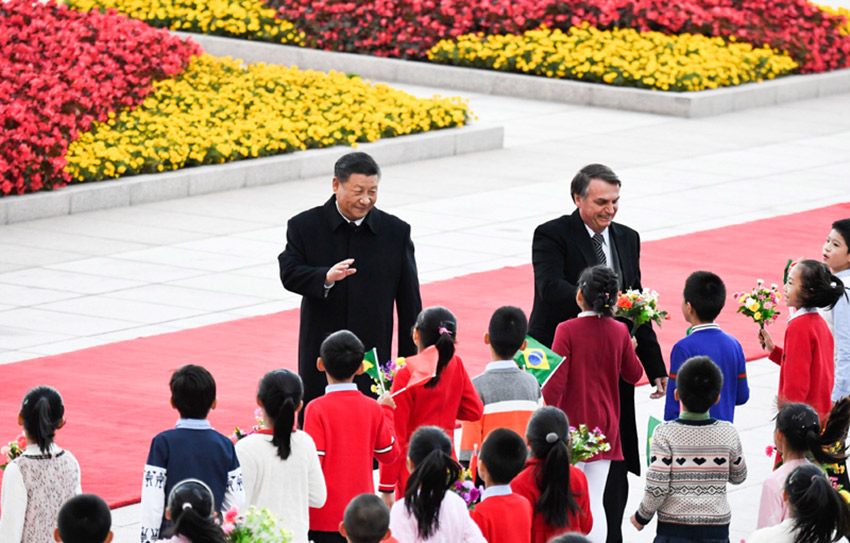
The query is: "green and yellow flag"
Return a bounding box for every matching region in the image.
[362,348,385,393]
[513,336,565,386]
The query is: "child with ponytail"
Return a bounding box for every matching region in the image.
[543,265,642,543]
[156,479,227,543]
[379,307,483,503]
[388,426,485,542]
[0,385,81,543]
[759,259,846,419]
[749,464,850,543]
[757,399,850,528]
[511,407,592,543]
[235,369,327,543]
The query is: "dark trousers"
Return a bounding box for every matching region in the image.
[308,530,347,543]
[603,460,629,543]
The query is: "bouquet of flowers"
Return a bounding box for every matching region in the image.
[614,288,670,336]
[734,279,781,330]
[569,425,611,465]
[222,506,292,543]
[450,468,482,510]
[1,433,27,470]
[365,349,407,395]
[230,408,265,443]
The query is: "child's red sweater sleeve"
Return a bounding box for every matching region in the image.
[769,346,783,365]
[573,467,594,534]
[775,324,813,404]
[374,404,399,465]
[620,329,644,385]
[379,369,411,493]
[303,403,325,468]
[544,327,571,406]
[456,360,484,422]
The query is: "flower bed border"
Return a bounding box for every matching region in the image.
[182,32,850,118]
[0,124,503,225]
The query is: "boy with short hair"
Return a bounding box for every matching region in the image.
[470,428,533,543]
[140,364,243,543]
[632,356,747,539]
[304,330,398,543]
[460,306,541,464]
[54,494,112,543]
[339,494,398,543]
[665,271,749,422]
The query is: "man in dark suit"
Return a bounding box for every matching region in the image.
[528,163,668,543]
[278,152,422,413]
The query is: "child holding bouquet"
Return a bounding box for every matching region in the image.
[759,260,845,418]
[378,307,484,505]
[543,265,642,543]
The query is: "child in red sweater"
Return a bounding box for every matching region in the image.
[304,330,399,543]
[543,265,643,543]
[511,407,592,543]
[759,259,845,419]
[471,428,533,543]
[378,306,484,504]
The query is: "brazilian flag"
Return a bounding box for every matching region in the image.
[513,336,564,386]
[362,348,385,393]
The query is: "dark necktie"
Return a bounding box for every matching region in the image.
[592,233,606,266]
[347,221,357,231]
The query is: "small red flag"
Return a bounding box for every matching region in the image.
[391,345,439,397]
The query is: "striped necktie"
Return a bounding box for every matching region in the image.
[592,233,606,266]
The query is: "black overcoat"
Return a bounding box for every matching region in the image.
[528,208,667,475]
[278,196,422,407]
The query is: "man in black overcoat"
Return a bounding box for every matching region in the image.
[528,163,668,543]
[278,152,422,412]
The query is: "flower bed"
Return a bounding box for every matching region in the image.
[277,0,850,73]
[67,0,303,45]
[0,0,198,196]
[427,25,798,92]
[65,55,470,183]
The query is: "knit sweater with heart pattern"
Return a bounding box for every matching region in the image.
[634,418,747,535]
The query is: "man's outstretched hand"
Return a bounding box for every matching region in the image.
[325,258,356,286]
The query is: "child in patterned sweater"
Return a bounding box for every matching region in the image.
[631,356,747,540]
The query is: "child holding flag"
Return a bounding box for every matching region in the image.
[304,330,399,543]
[378,306,484,506]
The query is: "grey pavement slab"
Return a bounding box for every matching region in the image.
[1,67,849,543]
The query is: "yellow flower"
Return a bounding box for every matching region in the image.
[748,301,761,312]
[64,54,470,183]
[754,311,762,321]
[427,25,797,92]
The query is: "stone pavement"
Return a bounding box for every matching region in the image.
[2,80,850,541]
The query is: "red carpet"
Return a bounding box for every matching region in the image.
[0,202,847,510]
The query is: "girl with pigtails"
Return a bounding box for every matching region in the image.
[235,369,326,543]
[511,406,592,543]
[388,426,485,542]
[0,385,81,543]
[757,398,850,529]
[749,463,850,543]
[156,479,227,543]
[378,306,484,505]
[542,265,642,543]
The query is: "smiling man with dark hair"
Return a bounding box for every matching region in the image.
[278,152,422,414]
[528,163,667,543]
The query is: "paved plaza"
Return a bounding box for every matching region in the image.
[2,72,850,541]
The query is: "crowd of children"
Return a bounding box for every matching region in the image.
[2,219,850,543]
